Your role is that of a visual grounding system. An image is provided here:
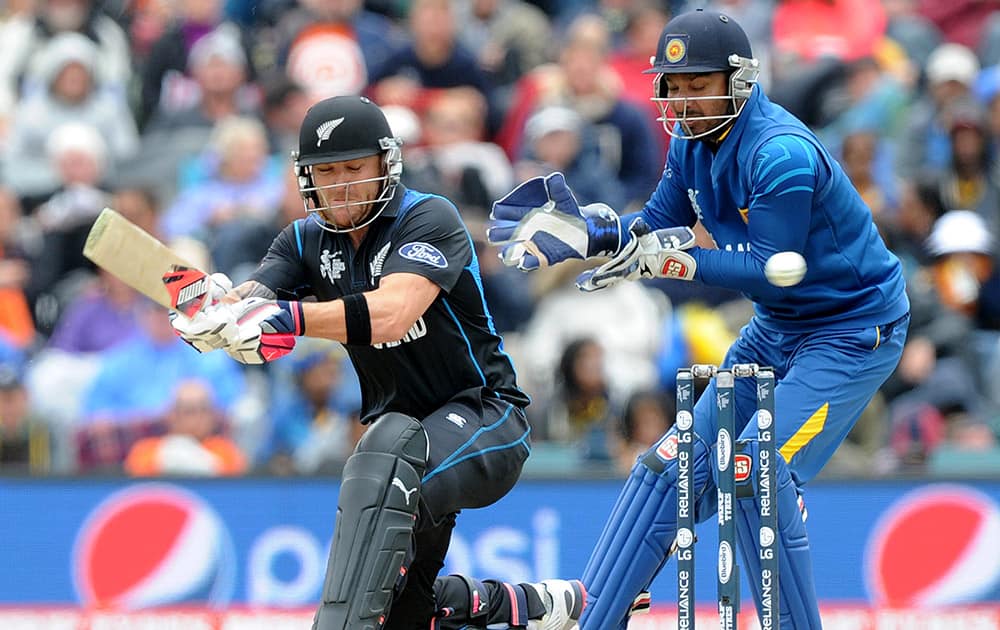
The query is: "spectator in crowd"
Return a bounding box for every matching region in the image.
[122,0,175,65]
[134,24,260,205]
[74,299,247,471]
[542,337,616,457]
[498,14,662,209]
[515,261,666,406]
[80,299,246,427]
[973,65,1000,154]
[840,129,900,220]
[613,388,672,475]
[455,0,552,93]
[937,100,1000,238]
[160,115,284,278]
[0,364,50,473]
[771,0,887,66]
[370,0,494,121]
[144,24,258,134]
[607,1,670,154]
[261,74,313,155]
[882,210,997,469]
[897,42,980,177]
[0,0,132,131]
[514,105,627,209]
[819,54,913,151]
[879,171,947,278]
[3,32,138,201]
[139,0,258,129]
[0,189,34,350]
[919,0,1000,50]
[272,0,405,102]
[47,269,143,354]
[883,0,942,69]
[403,88,513,219]
[125,377,247,476]
[926,210,1000,325]
[263,339,358,474]
[27,122,112,333]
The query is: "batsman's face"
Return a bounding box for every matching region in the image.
[311,154,383,228]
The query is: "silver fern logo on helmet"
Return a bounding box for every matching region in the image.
[315,117,345,146]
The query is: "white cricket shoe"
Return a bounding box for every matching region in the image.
[526,579,587,630]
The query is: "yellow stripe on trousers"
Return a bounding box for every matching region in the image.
[779,402,829,462]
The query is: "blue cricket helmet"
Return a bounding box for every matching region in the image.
[646,9,760,140]
[644,9,753,75]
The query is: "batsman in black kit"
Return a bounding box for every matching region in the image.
[169,95,585,630]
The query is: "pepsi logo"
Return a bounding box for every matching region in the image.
[864,484,1000,606]
[73,484,236,608]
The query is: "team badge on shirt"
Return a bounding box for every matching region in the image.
[399,242,448,268]
[320,249,346,282]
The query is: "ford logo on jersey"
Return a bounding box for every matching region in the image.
[399,242,448,268]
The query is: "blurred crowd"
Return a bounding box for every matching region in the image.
[0,0,999,478]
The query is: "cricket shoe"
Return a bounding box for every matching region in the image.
[526,579,587,630]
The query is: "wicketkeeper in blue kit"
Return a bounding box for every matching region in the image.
[488,8,910,629]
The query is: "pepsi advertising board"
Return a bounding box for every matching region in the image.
[1,478,999,628]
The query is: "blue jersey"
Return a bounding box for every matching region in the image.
[634,87,908,330]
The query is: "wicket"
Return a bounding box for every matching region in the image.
[675,364,778,629]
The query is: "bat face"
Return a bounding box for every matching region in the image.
[83,208,210,315]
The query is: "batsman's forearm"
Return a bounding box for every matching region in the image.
[300,300,349,342]
[300,289,423,345]
[227,280,277,303]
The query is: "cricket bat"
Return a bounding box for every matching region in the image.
[83,207,214,317]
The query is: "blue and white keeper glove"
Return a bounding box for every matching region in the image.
[576,218,698,292]
[487,172,623,270]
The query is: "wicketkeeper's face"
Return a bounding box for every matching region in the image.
[655,71,730,138]
[311,154,385,229]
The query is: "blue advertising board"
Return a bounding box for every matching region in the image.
[1,478,999,610]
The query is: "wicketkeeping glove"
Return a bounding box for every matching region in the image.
[576,219,697,292]
[487,172,622,271]
[224,298,304,365]
[169,272,236,353]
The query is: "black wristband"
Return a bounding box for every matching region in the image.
[342,293,372,345]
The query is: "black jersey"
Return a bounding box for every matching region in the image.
[250,186,529,421]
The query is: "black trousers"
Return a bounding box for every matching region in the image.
[383,387,531,630]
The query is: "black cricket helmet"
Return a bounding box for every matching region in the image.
[294,95,403,232]
[646,9,759,140]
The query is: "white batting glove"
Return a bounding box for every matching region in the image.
[168,272,237,353]
[169,304,239,353]
[576,219,697,292]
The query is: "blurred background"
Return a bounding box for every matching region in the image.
[0,0,999,626]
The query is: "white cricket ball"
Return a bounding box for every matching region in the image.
[764,251,807,287]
